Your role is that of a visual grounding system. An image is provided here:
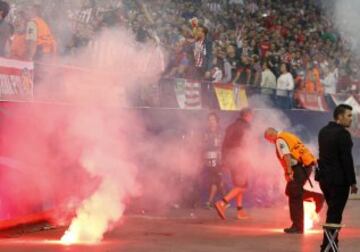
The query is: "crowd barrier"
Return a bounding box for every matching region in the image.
[1,57,359,112]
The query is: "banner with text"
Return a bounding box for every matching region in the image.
[175,79,202,109]
[297,92,328,111]
[0,57,34,101]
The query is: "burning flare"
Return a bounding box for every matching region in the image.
[60,147,138,245]
[304,201,319,231]
[60,180,126,245]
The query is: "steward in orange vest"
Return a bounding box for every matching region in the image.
[265,127,324,234]
[276,131,317,169]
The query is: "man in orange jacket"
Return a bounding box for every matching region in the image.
[264,128,324,234]
[24,4,56,60]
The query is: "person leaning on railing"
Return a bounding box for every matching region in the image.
[275,63,294,109]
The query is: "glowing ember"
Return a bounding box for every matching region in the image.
[61,230,78,245]
[304,201,319,231]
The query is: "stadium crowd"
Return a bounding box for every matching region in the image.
[0,0,359,100]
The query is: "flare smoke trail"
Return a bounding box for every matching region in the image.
[0,24,165,244]
[55,28,164,244]
[60,108,141,244]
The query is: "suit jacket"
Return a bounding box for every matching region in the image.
[318,121,357,186]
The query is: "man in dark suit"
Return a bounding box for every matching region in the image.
[318,104,358,251]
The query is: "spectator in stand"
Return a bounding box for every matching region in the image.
[232,54,251,106]
[210,66,223,82]
[260,61,277,95]
[71,0,99,48]
[164,39,191,79]
[45,0,73,55]
[322,61,338,95]
[250,55,262,86]
[276,63,294,109]
[321,61,339,107]
[259,36,271,59]
[233,55,252,85]
[9,10,27,60]
[304,62,323,94]
[0,0,12,57]
[2,0,359,99]
[192,24,212,80]
[222,45,240,83]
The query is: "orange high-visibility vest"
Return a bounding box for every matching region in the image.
[32,16,56,54]
[277,131,317,167]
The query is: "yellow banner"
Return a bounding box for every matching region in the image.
[214,84,248,110]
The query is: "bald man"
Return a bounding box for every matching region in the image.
[264,128,324,234]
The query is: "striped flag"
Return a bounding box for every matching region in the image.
[175,79,201,109]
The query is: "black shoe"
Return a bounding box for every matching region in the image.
[283,226,303,234]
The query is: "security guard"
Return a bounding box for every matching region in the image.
[264,128,324,234]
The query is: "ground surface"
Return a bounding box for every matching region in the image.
[0,201,359,252]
